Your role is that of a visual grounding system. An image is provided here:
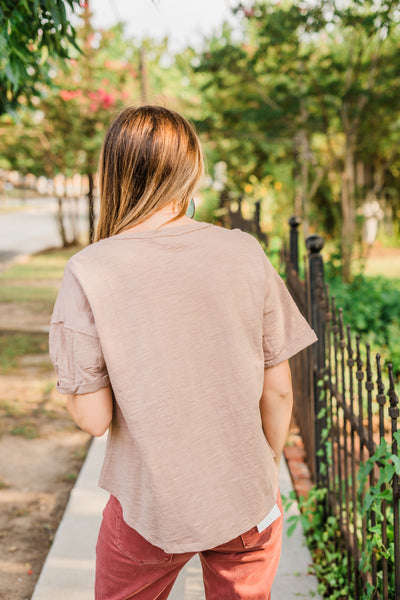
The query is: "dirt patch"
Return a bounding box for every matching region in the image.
[0,364,91,600]
[0,432,90,600]
[0,303,53,332]
[363,244,400,277]
[368,245,400,259]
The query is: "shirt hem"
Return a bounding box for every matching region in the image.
[56,374,111,395]
[98,481,281,554]
[264,329,318,368]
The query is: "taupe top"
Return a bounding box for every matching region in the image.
[49,219,316,553]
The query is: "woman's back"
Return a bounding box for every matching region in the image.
[50,218,315,553]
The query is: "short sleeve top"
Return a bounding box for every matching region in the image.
[49,219,317,553]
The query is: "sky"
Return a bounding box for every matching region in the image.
[89,0,240,51]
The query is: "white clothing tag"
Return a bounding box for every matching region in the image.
[256,503,281,533]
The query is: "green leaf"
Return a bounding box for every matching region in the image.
[392,454,400,475]
[286,521,298,538]
[5,61,19,87]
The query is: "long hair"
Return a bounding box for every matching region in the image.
[95,105,204,241]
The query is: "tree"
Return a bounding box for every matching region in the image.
[308,0,400,280]
[0,13,195,243]
[195,0,400,280]
[193,3,327,236]
[0,0,83,115]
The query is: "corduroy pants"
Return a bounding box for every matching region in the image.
[95,492,283,600]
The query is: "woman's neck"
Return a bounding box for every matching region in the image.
[122,211,193,233]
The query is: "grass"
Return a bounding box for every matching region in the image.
[0,249,79,281]
[0,401,26,418]
[0,285,58,304]
[10,424,39,439]
[73,446,90,461]
[60,472,78,482]
[0,332,49,373]
[0,246,82,372]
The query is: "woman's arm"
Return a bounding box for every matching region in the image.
[259,360,293,467]
[66,385,113,437]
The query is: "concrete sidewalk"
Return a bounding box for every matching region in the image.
[32,435,321,600]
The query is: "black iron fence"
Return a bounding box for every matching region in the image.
[283,217,400,600]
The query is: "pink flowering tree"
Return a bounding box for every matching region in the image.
[39,20,143,241]
[0,15,192,243]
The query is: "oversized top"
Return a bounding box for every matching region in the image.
[49,219,317,553]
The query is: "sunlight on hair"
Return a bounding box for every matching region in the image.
[95,105,204,241]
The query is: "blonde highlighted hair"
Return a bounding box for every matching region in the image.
[95,105,204,241]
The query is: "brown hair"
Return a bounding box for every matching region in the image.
[95,105,204,241]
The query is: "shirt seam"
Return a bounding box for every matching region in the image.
[110,223,212,240]
[49,321,100,340]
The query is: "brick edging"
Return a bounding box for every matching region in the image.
[283,425,314,500]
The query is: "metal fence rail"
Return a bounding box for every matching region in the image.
[283,217,400,600]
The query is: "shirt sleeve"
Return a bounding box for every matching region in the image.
[261,251,317,368]
[49,262,110,395]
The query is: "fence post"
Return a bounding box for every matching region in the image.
[306,234,327,485]
[388,364,400,599]
[288,216,301,273]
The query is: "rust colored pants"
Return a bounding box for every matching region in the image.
[95,493,283,600]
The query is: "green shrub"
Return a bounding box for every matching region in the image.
[326,271,400,377]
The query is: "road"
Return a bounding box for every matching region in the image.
[0,197,90,266]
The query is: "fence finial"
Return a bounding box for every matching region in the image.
[288,215,301,228]
[306,234,324,254]
[288,216,301,273]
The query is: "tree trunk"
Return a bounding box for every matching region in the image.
[293,125,310,238]
[88,172,95,244]
[300,129,310,239]
[341,139,356,282]
[68,197,79,245]
[56,196,68,247]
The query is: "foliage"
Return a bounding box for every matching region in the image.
[0,22,134,177]
[284,421,400,598]
[357,432,400,599]
[326,272,400,375]
[0,21,195,178]
[194,188,220,224]
[0,0,81,115]
[194,0,400,280]
[284,487,352,599]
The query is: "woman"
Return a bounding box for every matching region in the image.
[49,105,317,600]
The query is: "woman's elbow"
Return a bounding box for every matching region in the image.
[66,389,113,437]
[85,420,111,437]
[68,413,111,437]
